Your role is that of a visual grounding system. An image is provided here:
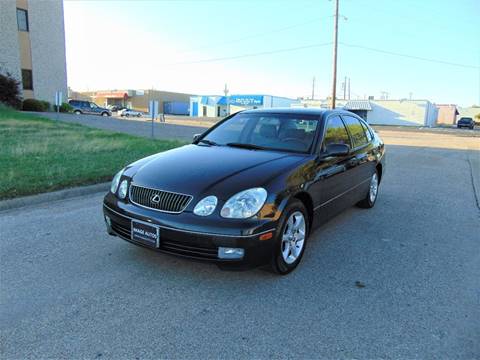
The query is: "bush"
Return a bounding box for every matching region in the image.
[40,100,51,111]
[54,102,73,113]
[0,72,22,109]
[22,98,49,112]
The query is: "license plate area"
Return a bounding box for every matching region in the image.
[131,220,159,248]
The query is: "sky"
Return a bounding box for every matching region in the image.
[63,0,480,107]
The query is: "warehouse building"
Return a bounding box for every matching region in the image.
[436,104,459,125]
[72,89,193,115]
[190,94,296,118]
[0,0,67,102]
[293,98,438,127]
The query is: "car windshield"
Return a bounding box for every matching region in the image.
[201,113,319,153]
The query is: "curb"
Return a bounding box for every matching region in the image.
[0,182,110,212]
[467,151,480,211]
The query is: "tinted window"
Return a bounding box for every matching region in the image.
[343,116,369,147]
[21,69,33,90]
[17,9,28,31]
[360,121,373,142]
[203,113,319,153]
[323,115,351,149]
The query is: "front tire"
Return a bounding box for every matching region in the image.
[357,170,379,208]
[270,199,309,275]
[102,112,109,117]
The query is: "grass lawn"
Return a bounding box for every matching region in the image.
[0,106,186,200]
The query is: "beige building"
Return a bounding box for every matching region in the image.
[73,89,193,115]
[0,0,67,102]
[436,104,459,125]
[293,99,438,127]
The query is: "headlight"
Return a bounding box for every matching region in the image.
[118,180,128,199]
[193,195,218,216]
[220,188,267,219]
[110,169,124,194]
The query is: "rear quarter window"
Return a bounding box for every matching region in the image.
[342,116,369,148]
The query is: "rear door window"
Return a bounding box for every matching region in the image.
[342,116,369,148]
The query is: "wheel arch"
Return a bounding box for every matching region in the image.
[376,163,383,184]
[292,191,314,230]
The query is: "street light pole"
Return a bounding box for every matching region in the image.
[331,0,339,109]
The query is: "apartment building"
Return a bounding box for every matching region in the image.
[0,0,67,102]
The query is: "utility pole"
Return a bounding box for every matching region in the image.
[223,83,230,115]
[330,0,339,109]
[343,76,347,100]
[311,76,315,100]
[348,77,351,100]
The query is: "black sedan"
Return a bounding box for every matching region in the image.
[457,117,475,129]
[103,108,385,274]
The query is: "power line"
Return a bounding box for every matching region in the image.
[340,42,479,69]
[167,42,333,65]
[176,16,333,55]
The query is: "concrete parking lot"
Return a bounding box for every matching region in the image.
[1,118,479,358]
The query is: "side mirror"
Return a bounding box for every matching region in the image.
[193,134,201,143]
[325,143,350,157]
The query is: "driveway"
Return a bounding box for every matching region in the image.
[1,132,479,358]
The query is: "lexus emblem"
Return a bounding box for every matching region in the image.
[151,194,161,204]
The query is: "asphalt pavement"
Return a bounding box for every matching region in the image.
[31,112,205,142]
[1,139,479,358]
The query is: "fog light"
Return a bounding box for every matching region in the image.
[105,215,111,226]
[218,247,244,259]
[118,180,128,199]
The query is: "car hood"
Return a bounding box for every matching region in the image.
[125,144,306,198]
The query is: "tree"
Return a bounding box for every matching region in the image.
[0,72,22,109]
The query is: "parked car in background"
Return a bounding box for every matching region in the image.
[457,117,475,129]
[103,108,386,274]
[119,108,142,117]
[108,105,123,112]
[68,100,111,116]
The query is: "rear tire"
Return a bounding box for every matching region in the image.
[270,199,309,275]
[357,170,379,208]
[74,110,81,115]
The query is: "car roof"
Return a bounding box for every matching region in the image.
[240,107,355,118]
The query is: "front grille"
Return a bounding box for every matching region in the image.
[129,184,192,213]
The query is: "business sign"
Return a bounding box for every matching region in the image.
[228,95,264,106]
[94,91,129,99]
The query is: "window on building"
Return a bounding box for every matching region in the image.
[342,116,369,148]
[16,8,29,31]
[21,69,33,90]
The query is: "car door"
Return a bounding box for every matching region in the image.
[341,115,376,202]
[89,102,100,115]
[310,114,357,223]
[80,101,91,114]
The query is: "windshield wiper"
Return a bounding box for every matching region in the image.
[198,139,219,146]
[226,142,266,150]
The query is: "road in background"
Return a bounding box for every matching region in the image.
[1,128,479,358]
[32,112,480,143]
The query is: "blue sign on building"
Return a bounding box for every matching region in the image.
[229,95,264,106]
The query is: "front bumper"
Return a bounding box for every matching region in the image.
[103,195,277,269]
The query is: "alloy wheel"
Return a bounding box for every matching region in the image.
[369,173,379,203]
[281,211,306,264]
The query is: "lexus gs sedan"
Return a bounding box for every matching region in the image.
[103,108,385,274]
